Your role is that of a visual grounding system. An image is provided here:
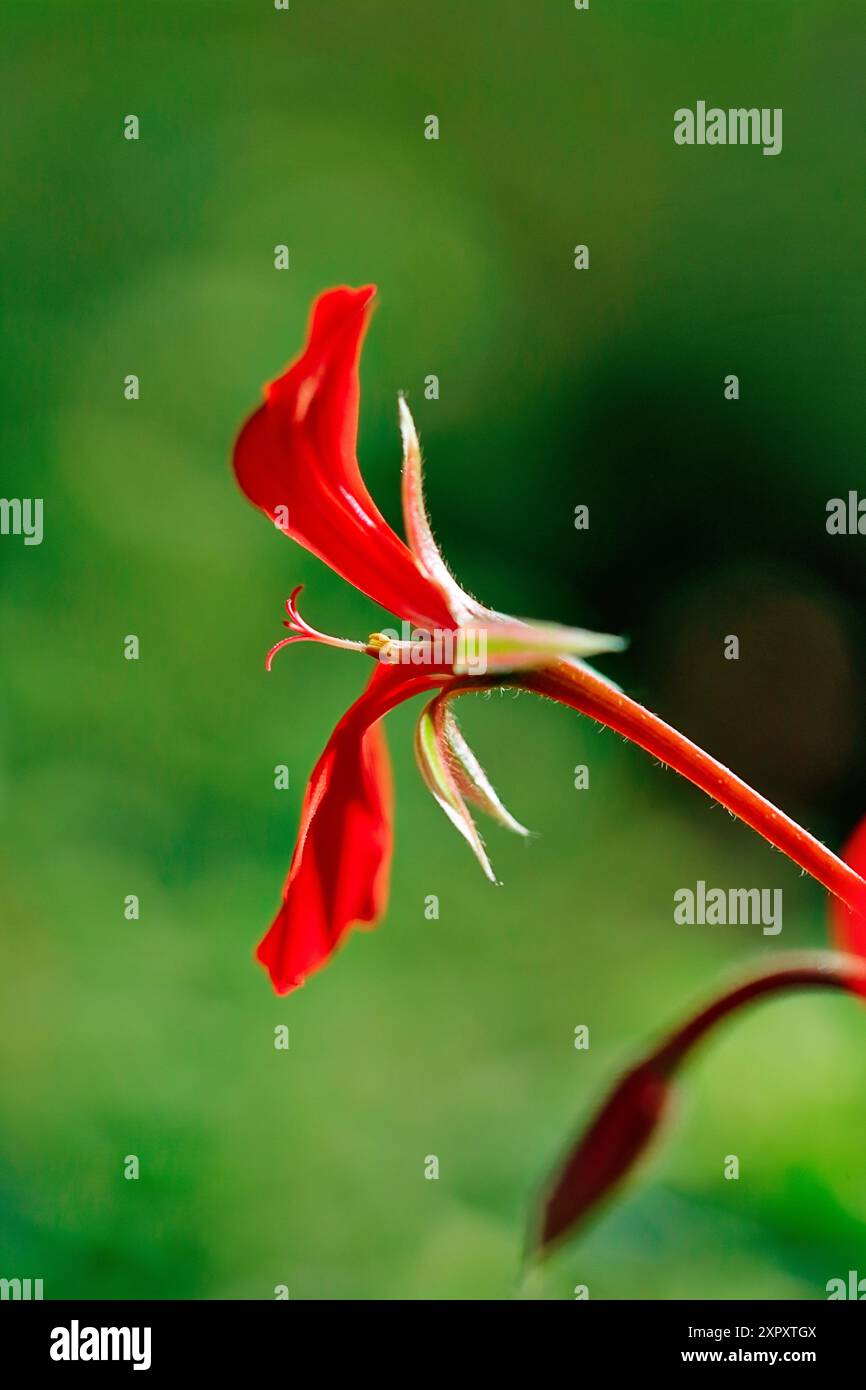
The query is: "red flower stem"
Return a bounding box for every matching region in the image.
[517,658,866,916]
[653,951,866,1073]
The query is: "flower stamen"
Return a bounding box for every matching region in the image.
[265,585,367,670]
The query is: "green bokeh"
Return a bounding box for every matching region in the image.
[1,0,865,1300]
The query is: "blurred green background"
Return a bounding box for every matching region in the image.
[2,0,866,1300]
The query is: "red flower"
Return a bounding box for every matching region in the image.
[234,286,621,991]
[234,286,866,995]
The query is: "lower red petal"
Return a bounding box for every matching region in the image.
[256,663,435,993]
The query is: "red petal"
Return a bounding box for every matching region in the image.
[233,286,454,631]
[256,662,435,993]
[829,815,866,994]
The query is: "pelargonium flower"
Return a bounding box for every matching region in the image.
[234,285,866,995]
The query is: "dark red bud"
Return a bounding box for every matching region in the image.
[535,1057,672,1256]
[531,952,866,1259]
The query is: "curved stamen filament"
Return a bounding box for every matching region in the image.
[265,634,308,672]
[265,585,367,670]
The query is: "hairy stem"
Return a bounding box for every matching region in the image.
[517,658,866,916]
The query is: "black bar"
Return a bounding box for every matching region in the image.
[0,1298,859,1374]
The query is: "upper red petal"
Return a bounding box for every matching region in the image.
[233,286,454,630]
[256,662,436,994]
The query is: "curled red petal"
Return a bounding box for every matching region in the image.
[256,662,437,994]
[233,286,454,631]
[829,815,866,996]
